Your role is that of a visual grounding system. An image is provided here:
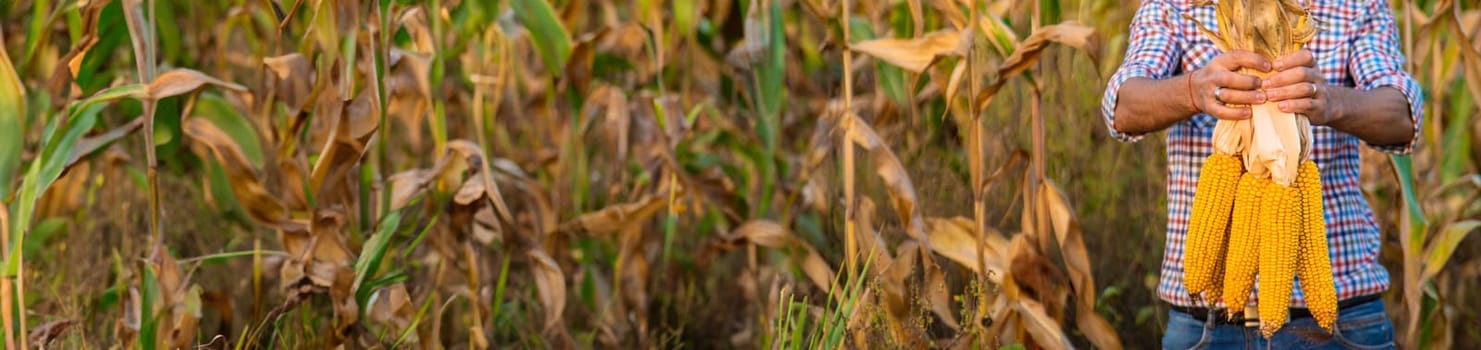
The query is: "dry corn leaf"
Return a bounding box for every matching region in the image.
[26,319,75,348]
[725,0,771,69]
[46,0,109,98]
[310,91,380,210]
[184,118,299,230]
[447,140,518,235]
[528,249,567,332]
[995,22,1097,80]
[122,0,157,80]
[924,0,967,29]
[147,69,248,100]
[974,21,1099,111]
[850,30,966,73]
[838,114,927,242]
[923,252,960,329]
[1451,14,1481,109]
[264,53,315,113]
[1039,181,1122,349]
[727,218,791,249]
[170,285,202,349]
[387,48,432,147]
[854,199,894,273]
[925,216,1008,283]
[881,241,924,346]
[399,7,436,55]
[553,194,667,237]
[369,284,416,341]
[1015,298,1070,350]
[728,220,837,293]
[386,169,435,210]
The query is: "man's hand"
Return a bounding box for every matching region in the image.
[1190,51,1272,120]
[1263,50,1332,124]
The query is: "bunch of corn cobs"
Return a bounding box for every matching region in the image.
[1179,0,1337,338]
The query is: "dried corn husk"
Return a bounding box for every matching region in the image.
[1188,0,1317,186]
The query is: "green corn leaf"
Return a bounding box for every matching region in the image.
[7,102,103,275]
[355,211,403,310]
[195,93,263,167]
[141,260,162,350]
[0,26,26,200]
[1422,220,1480,281]
[512,0,572,72]
[1390,154,1428,249]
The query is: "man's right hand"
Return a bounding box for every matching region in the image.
[1188,51,1272,120]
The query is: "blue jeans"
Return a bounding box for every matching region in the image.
[1162,298,1395,350]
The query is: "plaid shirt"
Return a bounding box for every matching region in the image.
[1101,0,1424,308]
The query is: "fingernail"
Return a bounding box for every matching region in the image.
[1256,92,1266,102]
[1262,79,1271,88]
[1278,101,1289,110]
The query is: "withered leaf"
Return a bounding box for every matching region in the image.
[369,284,415,339]
[838,113,927,242]
[264,53,315,113]
[925,216,1008,283]
[447,141,517,234]
[554,194,666,237]
[850,30,966,73]
[527,249,567,332]
[995,21,1098,80]
[147,69,247,100]
[1015,297,1071,350]
[184,118,298,230]
[1040,181,1122,349]
[728,220,837,293]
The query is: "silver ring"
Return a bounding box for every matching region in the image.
[1214,87,1225,102]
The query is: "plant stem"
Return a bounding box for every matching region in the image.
[0,202,12,350]
[967,1,991,346]
[840,0,857,281]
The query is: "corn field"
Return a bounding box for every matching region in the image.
[0,0,1477,348]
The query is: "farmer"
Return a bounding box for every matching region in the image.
[1101,1,1421,349]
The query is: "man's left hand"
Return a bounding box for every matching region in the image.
[1263,50,1335,125]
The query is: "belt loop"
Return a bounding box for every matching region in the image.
[1204,307,1216,330]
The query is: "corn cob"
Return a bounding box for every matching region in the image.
[1222,172,1262,316]
[1295,160,1337,331]
[1258,180,1300,338]
[1183,153,1241,301]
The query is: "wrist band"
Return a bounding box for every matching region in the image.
[1187,73,1200,114]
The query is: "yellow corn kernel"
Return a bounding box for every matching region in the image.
[1295,160,1337,332]
[1184,154,1241,300]
[1258,180,1300,338]
[1222,172,1262,317]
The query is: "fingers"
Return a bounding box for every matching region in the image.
[1277,98,1324,118]
[1264,81,1318,102]
[1211,50,1273,72]
[1203,102,1253,121]
[1211,69,1262,90]
[1261,66,1321,90]
[1272,50,1316,71]
[1216,88,1267,105]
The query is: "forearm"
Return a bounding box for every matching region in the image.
[1112,75,1199,135]
[1324,86,1415,146]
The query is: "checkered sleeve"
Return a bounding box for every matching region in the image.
[1348,0,1423,154]
[1101,0,1183,143]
